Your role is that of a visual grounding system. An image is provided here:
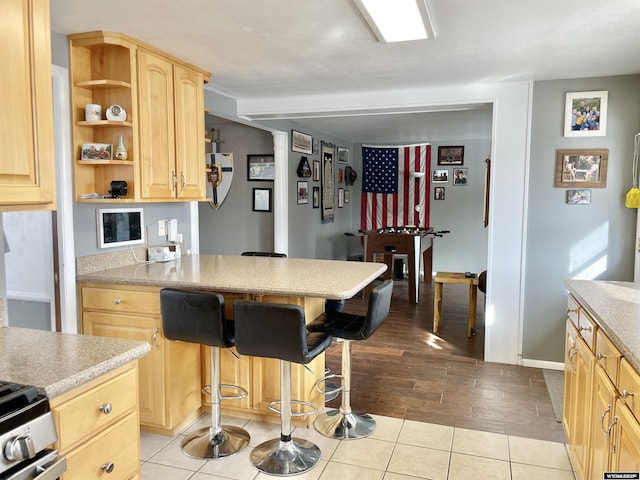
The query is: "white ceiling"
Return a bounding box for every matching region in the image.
[49,0,640,143]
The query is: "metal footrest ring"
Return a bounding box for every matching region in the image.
[268,399,317,417]
[202,383,248,400]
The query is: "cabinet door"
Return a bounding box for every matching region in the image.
[563,319,578,438]
[569,334,595,480]
[82,311,166,426]
[612,400,640,473]
[0,0,55,208]
[138,49,175,199]
[588,365,617,479]
[174,65,205,199]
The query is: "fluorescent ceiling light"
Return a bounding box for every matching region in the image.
[354,0,436,43]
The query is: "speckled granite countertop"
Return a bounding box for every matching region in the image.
[564,280,640,372]
[0,327,150,398]
[77,254,387,299]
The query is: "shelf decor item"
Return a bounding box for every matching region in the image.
[115,135,128,160]
[106,104,127,122]
[84,103,102,121]
[81,143,112,160]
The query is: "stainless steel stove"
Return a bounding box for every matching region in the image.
[0,382,66,480]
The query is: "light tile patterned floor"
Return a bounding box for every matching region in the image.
[140,413,576,480]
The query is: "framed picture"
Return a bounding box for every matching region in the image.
[434,186,445,200]
[344,190,350,203]
[82,143,112,160]
[321,141,335,223]
[252,188,272,212]
[563,91,608,137]
[338,168,343,184]
[313,160,320,181]
[312,186,320,208]
[292,130,312,154]
[337,147,350,164]
[338,188,344,208]
[313,138,320,154]
[453,168,468,185]
[567,189,592,205]
[96,208,144,249]
[247,154,274,181]
[438,146,464,165]
[483,159,491,227]
[432,169,448,183]
[297,181,309,204]
[555,149,608,188]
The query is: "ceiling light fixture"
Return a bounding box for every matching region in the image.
[353,0,436,43]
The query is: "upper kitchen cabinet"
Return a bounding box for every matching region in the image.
[68,31,210,202]
[0,0,56,211]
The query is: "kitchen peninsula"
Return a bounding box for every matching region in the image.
[77,254,387,434]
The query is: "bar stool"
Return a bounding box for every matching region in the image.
[233,300,332,476]
[160,288,250,459]
[309,279,393,439]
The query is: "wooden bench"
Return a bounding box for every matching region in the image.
[433,272,479,338]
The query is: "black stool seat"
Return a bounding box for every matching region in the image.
[241,251,287,257]
[309,279,393,439]
[160,289,250,460]
[234,301,332,476]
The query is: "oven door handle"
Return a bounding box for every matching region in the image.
[33,455,67,480]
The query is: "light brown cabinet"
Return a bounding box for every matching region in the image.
[69,31,209,203]
[563,294,640,479]
[80,283,202,435]
[0,0,56,210]
[50,363,141,480]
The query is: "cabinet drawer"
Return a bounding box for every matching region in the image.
[82,286,160,315]
[54,367,137,451]
[62,411,139,480]
[618,358,640,423]
[566,295,580,328]
[594,329,621,385]
[577,309,596,351]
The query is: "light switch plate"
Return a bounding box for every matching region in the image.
[158,220,166,237]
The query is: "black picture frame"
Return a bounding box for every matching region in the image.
[297,181,309,204]
[312,186,320,208]
[247,154,275,181]
[438,146,464,165]
[252,188,272,212]
[292,130,312,154]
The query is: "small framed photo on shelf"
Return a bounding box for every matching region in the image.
[247,154,275,181]
[563,91,608,137]
[81,143,112,160]
[292,130,312,154]
[252,188,272,212]
[567,189,591,204]
[297,181,309,204]
[337,147,350,164]
[555,149,608,188]
[438,146,464,165]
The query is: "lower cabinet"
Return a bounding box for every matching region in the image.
[50,363,140,480]
[563,294,640,479]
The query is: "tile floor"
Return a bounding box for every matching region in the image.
[140,412,576,480]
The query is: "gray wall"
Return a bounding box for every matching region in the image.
[524,75,640,362]
[198,116,275,255]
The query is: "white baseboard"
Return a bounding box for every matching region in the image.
[522,358,564,371]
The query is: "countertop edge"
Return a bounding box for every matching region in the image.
[44,342,151,398]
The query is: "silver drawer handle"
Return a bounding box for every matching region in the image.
[622,389,635,399]
[113,298,121,305]
[566,307,578,314]
[98,403,112,414]
[600,404,611,434]
[579,325,592,333]
[596,352,606,361]
[101,462,115,473]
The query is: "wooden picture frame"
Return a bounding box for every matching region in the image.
[555,149,608,188]
[252,188,272,212]
[297,181,309,204]
[247,154,274,181]
[563,90,608,137]
[292,130,312,154]
[437,146,464,165]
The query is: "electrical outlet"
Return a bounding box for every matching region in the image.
[158,219,166,237]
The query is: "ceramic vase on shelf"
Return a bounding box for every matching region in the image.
[115,134,128,160]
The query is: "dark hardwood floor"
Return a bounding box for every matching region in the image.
[323,277,567,444]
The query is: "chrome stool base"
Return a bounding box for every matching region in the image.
[250,437,321,476]
[181,425,250,459]
[313,409,376,440]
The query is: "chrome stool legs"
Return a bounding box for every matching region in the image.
[181,346,250,459]
[314,339,376,439]
[249,360,321,475]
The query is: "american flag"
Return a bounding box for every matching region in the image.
[361,143,431,230]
